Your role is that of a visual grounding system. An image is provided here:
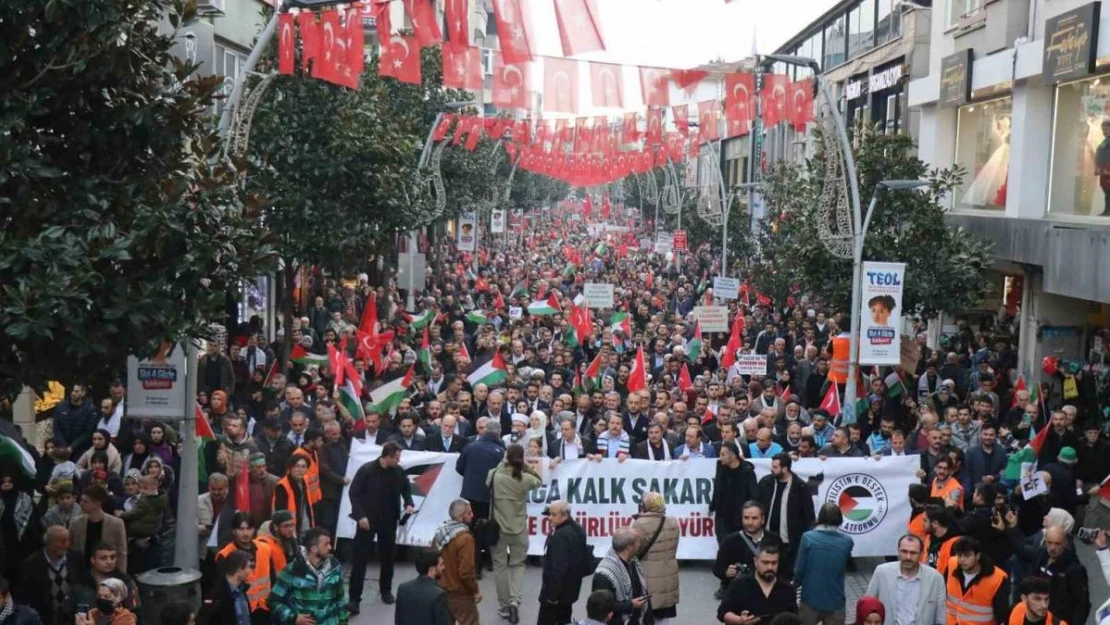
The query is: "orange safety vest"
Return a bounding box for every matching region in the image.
[272,476,316,530]
[292,447,323,505]
[932,477,965,510]
[215,539,273,612]
[908,511,927,544]
[256,533,288,573]
[922,533,958,576]
[945,557,1007,625]
[1008,603,1065,625]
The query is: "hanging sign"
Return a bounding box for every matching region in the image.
[490,209,506,233]
[1043,2,1101,82]
[859,261,906,365]
[457,212,477,251]
[939,49,973,107]
[672,230,688,252]
[126,343,189,419]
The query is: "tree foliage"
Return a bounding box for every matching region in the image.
[751,125,993,320]
[0,0,275,397]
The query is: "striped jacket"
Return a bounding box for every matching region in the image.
[268,553,348,625]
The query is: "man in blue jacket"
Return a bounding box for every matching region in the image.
[794,502,854,625]
[456,419,506,576]
[52,383,99,460]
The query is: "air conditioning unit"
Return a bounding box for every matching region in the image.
[196,0,226,17]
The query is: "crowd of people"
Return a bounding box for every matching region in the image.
[1,209,1110,625]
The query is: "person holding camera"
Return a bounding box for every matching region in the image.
[713,501,778,600]
[717,542,797,625]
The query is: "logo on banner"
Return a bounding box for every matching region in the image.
[825,473,888,534]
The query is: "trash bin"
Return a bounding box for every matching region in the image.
[135,567,203,625]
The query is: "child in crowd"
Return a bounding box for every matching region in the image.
[42,482,78,529]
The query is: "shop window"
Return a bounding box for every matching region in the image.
[1048,76,1110,218]
[954,97,1011,211]
[884,94,899,134]
[948,0,984,27]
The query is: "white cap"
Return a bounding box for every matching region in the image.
[511,413,530,426]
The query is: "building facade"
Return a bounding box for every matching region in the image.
[910,0,1110,381]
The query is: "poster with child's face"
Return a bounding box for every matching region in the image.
[457,212,477,251]
[859,261,906,366]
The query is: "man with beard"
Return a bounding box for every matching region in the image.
[717,543,798,623]
[713,501,779,600]
[865,535,946,625]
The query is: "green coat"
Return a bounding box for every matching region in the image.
[268,554,348,625]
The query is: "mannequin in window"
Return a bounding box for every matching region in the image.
[961,114,1011,208]
[1094,118,1110,215]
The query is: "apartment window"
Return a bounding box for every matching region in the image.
[850,0,875,58]
[480,48,494,76]
[810,34,823,71]
[954,97,1012,210]
[948,0,984,27]
[215,43,248,116]
[1048,76,1110,217]
[876,0,902,44]
[824,16,847,70]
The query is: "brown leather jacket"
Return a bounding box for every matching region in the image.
[439,528,479,595]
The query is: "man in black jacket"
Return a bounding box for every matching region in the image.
[538,500,590,625]
[394,549,452,625]
[14,526,86,625]
[348,442,413,607]
[713,500,780,600]
[710,443,758,542]
[198,549,252,625]
[425,415,467,453]
[756,452,814,580]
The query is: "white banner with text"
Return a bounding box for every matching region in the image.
[338,442,915,559]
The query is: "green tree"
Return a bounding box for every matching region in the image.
[752,125,993,319]
[0,0,275,398]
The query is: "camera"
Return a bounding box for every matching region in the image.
[1077,527,1101,544]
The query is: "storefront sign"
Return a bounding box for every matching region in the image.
[845,76,868,101]
[869,64,904,92]
[859,261,906,365]
[1043,2,1101,82]
[339,446,917,558]
[939,49,973,107]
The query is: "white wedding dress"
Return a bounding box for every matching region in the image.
[961,141,1010,207]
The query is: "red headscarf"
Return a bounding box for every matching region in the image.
[855,596,886,625]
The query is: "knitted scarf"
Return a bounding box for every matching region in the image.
[594,551,649,623]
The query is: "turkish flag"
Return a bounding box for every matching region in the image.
[819,381,842,417]
[432,113,456,141]
[374,0,391,45]
[445,0,469,46]
[672,104,689,135]
[669,68,708,94]
[639,66,669,107]
[554,0,605,57]
[697,99,721,143]
[627,345,648,392]
[442,45,482,90]
[297,12,320,72]
[724,72,754,137]
[312,10,341,83]
[622,112,641,143]
[645,108,663,146]
[761,73,790,126]
[492,0,534,64]
[573,117,591,154]
[550,119,568,153]
[379,35,422,85]
[453,116,483,150]
[787,78,815,131]
[277,13,295,75]
[544,57,579,114]
[403,0,443,47]
[592,116,612,154]
[334,7,365,89]
[492,53,530,109]
[589,62,624,108]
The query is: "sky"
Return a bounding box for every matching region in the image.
[526,0,836,69]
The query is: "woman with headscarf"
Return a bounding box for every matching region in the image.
[631,491,681,625]
[78,577,137,625]
[855,596,885,625]
[0,466,42,582]
[121,435,150,476]
[272,454,315,533]
[146,424,175,465]
[77,429,122,476]
[141,455,176,495]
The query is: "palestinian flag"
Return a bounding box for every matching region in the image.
[196,403,216,483]
[884,371,907,399]
[370,365,415,414]
[262,360,279,388]
[528,294,561,316]
[595,243,609,256]
[510,279,530,300]
[466,310,490,325]
[611,312,632,339]
[572,370,586,395]
[459,341,471,364]
[687,321,703,361]
[409,309,435,330]
[585,352,603,390]
[0,431,35,479]
[838,486,880,522]
[467,351,509,387]
[338,375,365,422]
[418,326,433,375]
[1098,474,1110,502]
[291,344,328,366]
[1004,419,1051,480]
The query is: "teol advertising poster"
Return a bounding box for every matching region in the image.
[859,261,905,365]
[456,212,477,251]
